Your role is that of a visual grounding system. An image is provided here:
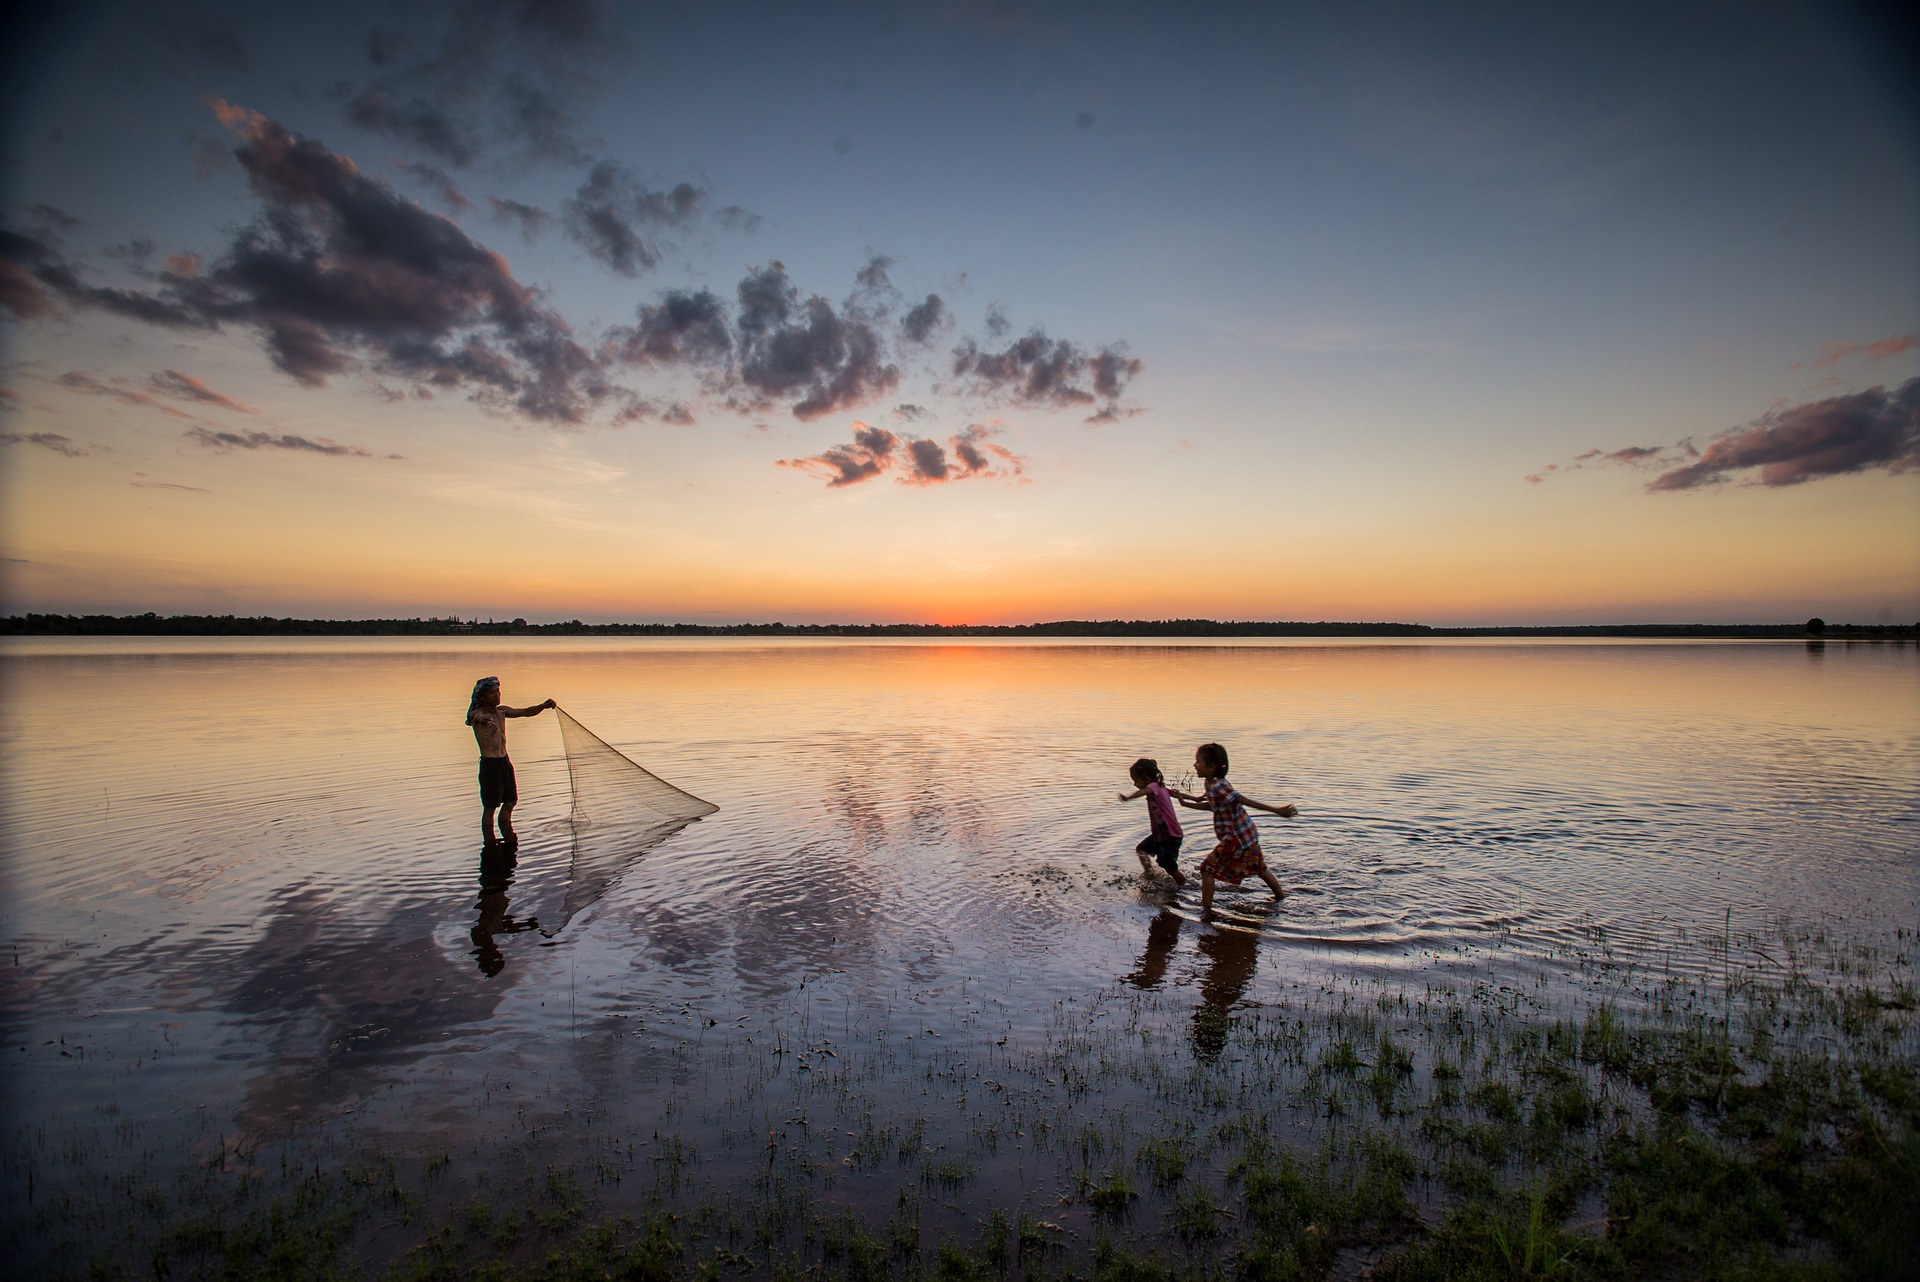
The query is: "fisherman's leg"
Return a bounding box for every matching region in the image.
[482,805,499,845]
[497,803,517,846]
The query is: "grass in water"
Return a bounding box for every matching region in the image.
[13,920,1917,1281]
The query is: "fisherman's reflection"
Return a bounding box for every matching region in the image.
[472,844,539,977]
[1125,909,1260,1063]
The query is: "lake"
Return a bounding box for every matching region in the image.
[4,637,1915,1273]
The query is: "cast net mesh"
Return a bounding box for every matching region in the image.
[550,706,718,931]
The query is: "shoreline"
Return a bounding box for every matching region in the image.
[5,613,1916,641]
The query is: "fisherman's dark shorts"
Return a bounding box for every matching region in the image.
[478,757,518,809]
[1136,833,1183,875]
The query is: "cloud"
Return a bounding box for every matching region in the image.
[900,293,949,344]
[16,104,613,424]
[0,431,87,457]
[185,426,375,456]
[55,370,190,417]
[734,262,900,418]
[1648,379,1920,491]
[605,288,733,366]
[1530,379,1920,491]
[149,370,258,413]
[131,480,212,493]
[488,197,549,238]
[779,421,897,487]
[781,421,1022,488]
[394,161,472,210]
[606,261,900,420]
[344,0,619,167]
[562,161,703,276]
[893,403,932,421]
[950,329,1143,421]
[1810,334,1918,368]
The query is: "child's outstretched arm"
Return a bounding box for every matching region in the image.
[1239,793,1298,818]
[1174,794,1213,810]
[1116,786,1146,802]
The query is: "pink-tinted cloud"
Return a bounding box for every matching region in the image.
[1649,378,1920,490]
[150,370,257,413]
[779,422,898,487]
[782,421,1023,488]
[55,371,191,418]
[131,480,211,492]
[1811,334,1917,368]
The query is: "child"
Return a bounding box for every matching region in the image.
[1117,757,1186,886]
[1172,742,1296,919]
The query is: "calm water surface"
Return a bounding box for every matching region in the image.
[3,637,1915,1252]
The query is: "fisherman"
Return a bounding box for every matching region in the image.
[465,676,556,847]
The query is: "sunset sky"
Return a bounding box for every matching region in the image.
[2,0,1915,625]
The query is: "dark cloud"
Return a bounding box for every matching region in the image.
[1810,334,1917,368]
[0,431,87,457]
[1529,379,1920,490]
[150,370,257,413]
[900,293,949,344]
[951,329,1142,421]
[343,0,618,167]
[782,421,1021,488]
[395,161,472,210]
[1649,379,1920,491]
[605,288,733,366]
[733,262,899,419]
[346,88,478,166]
[894,403,932,421]
[715,205,762,233]
[1,226,218,329]
[603,262,1138,425]
[25,103,612,425]
[185,427,375,457]
[780,422,897,486]
[488,197,549,239]
[562,162,703,276]
[1075,110,1096,129]
[984,303,1010,338]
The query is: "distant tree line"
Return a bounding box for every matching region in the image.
[4,612,1913,639]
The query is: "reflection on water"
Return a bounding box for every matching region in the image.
[1125,908,1262,1063]
[2,638,1915,1177]
[473,845,538,976]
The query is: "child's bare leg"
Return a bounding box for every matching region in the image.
[1258,867,1285,899]
[1170,865,1187,887]
[1199,872,1215,918]
[1135,842,1152,874]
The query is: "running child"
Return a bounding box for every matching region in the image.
[1172,742,1296,918]
[1117,757,1186,886]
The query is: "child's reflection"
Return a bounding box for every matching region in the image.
[471,844,539,977]
[1124,909,1261,1063]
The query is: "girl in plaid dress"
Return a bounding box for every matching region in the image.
[1173,742,1295,919]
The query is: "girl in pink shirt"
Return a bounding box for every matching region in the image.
[1118,757,1187,886]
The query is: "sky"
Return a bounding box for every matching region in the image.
[1,0,1915,626]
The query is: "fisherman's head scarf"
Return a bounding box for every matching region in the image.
[466,676,500,725]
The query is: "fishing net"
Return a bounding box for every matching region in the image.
[549,706,718,931]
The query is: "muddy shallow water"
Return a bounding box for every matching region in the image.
[4,637,1915,1267]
